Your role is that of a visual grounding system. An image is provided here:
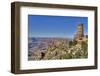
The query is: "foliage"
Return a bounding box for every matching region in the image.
[29,39,88,60]
[69,40,77,47]
[81,42,88,58]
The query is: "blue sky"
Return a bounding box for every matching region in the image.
[28,15,88,38]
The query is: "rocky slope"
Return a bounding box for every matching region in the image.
[28,38,88,60]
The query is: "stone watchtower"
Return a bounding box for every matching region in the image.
[74,24,84,44]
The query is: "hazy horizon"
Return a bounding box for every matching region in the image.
[28,15,88,38]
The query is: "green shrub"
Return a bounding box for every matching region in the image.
[69,40,77,48]
[81,42,88,58]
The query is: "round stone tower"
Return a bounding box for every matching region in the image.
[76,24,84,40]
[74,24,84,44]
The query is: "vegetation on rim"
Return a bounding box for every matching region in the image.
[28,39,88,60]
